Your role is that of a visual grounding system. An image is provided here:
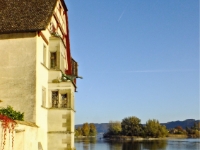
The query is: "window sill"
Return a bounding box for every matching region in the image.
[41,105,76,112]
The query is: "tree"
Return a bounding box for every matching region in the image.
[186,122,200,138]
[174,126,186,134]
[145,119,168,138]
[89,123,97,136]
[121,116,142,136]
[81,123,90,136]
[193,122,200,130]
[175,126,183,131]
[108,121,121,135]
[75,127,82,136]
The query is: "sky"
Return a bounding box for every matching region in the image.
[65,0,199,124]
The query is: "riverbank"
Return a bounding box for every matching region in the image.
[75,136,96,138]
[104,136,166,141]
[103,134,198,141]
[167,134,188,138]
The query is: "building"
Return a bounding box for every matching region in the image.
[0,0,80,149]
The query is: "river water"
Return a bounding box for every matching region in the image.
[75,137,200,150]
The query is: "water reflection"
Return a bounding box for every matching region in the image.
[122,142,141,150]
[167,139,200,150]
[75,138,199,150]
[142,140,167,150]
[108,141,122,150]
[107,140,167,150]
[76,137,97,150]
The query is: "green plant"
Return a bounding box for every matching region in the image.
[0,106,24,121]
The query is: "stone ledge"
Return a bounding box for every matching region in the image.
[48,131,74,134]
[15,120,39,128]
[41,106,76,112]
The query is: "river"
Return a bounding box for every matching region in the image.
[75,136,200,150]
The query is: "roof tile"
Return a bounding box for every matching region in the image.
[0,0,57,34]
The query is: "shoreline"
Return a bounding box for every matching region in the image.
[102,134,199,141]
[75,136,96,138]
[74,134,199,141]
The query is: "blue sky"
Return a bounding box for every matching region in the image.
[65,0,199,124]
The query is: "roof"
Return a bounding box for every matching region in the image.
[0,0,58,34]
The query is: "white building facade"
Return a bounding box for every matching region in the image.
[0,0,79,150]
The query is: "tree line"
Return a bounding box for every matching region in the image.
[104,116,168,138]
[75,123,97,137]
[169,122,200,138]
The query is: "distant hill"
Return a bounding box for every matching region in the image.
[75,119,200,133]
[162,119,200,129]
[75,123,108,133]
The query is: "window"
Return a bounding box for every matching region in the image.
[50,52,57,69]
[71,59,78,76]
[42,87,46,107]
[52,91,59,108]
[61,94,68,108]
[58,4,62,14]
[51,91,69,108]
[49,22,56,33]
[43,45,46,65]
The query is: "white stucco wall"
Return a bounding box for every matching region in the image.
[0,33,37,122]
[0,121,38,150]
[35,32,49,150]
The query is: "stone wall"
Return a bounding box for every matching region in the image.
[0,33,37,122]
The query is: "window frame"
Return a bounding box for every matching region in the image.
[50,52,57,69]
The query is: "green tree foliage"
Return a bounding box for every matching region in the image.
[186,122,200,138]
[173,126,186,134]
[0,105,24,121]
[192,122,200,130]
[82,123,90,136]
[75,123,98,137]
[145,119,168,138]
[75,127,82,136]
[121,116,142,136]
[89,123,97,136]
[108,121,122,135]
[175,126,183,131]
[104,117,169,138]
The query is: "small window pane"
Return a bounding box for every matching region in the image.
[52,91,58,108]
[61,94,67,108]
[42,87,46,106]
[50,52,57,69]
[43,45,46,65]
